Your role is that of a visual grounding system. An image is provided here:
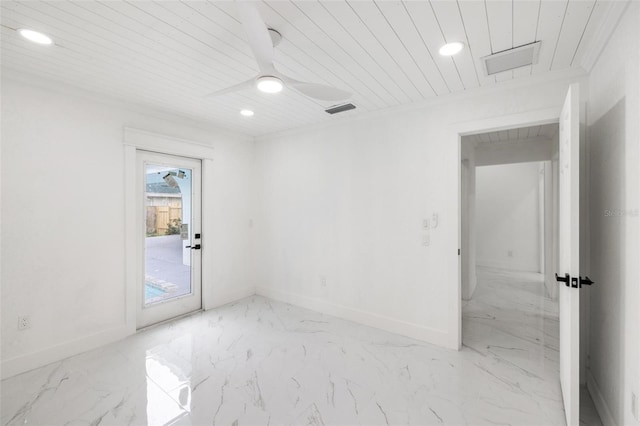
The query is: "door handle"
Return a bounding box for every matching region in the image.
[579,276,594,287]
[185,244,201,250]
[555,273,594,288]
[555,273,570,286]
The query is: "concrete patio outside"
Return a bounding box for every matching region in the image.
[145,234,191,303]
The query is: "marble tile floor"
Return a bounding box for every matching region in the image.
[463,267,601,426]
[462,267,561,395]
[580,387,602,426]
[2,268,601,425]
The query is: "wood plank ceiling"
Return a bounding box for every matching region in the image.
[465,122,559,146]
[1,1,612,137]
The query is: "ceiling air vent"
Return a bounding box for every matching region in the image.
[325,103,356,115]
[481,41,541,76]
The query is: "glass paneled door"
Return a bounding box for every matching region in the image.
[137,151,202,329]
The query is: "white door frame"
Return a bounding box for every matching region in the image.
[136,151,202,328]
[452,107,560,349]
[123,127,215,334]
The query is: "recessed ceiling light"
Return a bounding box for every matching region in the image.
[256,76,283,94]
[439,42,464,56]
[17,29,53,45]
[240,109,254,117]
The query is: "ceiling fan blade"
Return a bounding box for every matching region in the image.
[284,78,351,101]
[204,78,255,97]
[237,1,276,74]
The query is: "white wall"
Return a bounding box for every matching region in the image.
[475,162,542,272]
[460,150,477,300]
[254,72,585,349]
[474,137,555,166]
[543,160,558,301]
[586,2,640,425]
[0,76,255,378]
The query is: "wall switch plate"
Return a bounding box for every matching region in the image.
[422,219,430,229]
[18,315,31,330]
[422,234,430,246]
[431,213,438,228]
[319,275,327,287]
[508,250,514,257]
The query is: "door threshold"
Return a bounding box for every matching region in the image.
[136,308,203,332]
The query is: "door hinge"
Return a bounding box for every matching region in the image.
[458,249,461,255]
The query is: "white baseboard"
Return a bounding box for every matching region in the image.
[587,370,617,426]
[544,277,558,300]
[2,287,448,379]
[476,259,539,272]
[205,286,256,310]
[2,288,256,380]
[1,324,133,380]
[256,286,453,349]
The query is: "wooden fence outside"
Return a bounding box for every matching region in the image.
[146,203,182,235]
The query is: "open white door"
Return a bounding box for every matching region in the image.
[557,83,581,426]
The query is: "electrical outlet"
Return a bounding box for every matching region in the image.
[508,250,514,257]
[422,234,430,246]
[18,315,31,330]
[319,275,327,287]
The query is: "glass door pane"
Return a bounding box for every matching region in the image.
[144,165,192,305]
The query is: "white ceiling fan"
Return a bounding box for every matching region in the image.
[206,2,351,102]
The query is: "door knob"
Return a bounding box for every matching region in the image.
[185,244,201,250]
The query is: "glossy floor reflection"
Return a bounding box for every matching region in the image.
[462,267,560,388]
[463,266,602,426]
[2,269,596,425]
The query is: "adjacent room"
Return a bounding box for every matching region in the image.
[460,124,570,423]
[1,1,638,425]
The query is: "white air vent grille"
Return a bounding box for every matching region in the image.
[482,42,541,76]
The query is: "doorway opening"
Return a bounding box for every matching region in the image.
[137,151,202,329]
[459,119,602,425]
[460,122,560,378]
